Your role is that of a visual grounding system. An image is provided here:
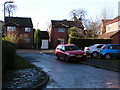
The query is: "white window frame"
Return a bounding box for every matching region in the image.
[58,28,65,32]
[7,26,16,31]
[25,27,31,32]
[25,38,30,43]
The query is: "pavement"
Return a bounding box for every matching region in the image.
[2,49,120,89]
[2,67,49,89]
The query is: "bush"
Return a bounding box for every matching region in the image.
[69,38,112,49]
[2,40,16,74]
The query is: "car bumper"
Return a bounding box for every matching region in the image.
[67,55,86,60]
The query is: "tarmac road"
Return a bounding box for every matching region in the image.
[17,51,119,88]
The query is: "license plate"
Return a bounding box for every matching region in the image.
[77,55,82,57]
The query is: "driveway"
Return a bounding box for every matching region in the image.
[17,51,119,88]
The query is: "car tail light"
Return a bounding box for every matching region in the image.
[86,47,90,50]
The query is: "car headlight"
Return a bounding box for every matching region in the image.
[83,53,87,55]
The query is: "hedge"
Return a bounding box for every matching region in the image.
[2,40,16,74]
[69,38,112,49]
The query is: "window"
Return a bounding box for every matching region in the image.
[58,28,65,32]
[24,38,30,43]
[65,46,80,51]
[117,45,120,50]
[108,45,114,49]
[25,27,30,32]
[61,46,65,51]
[96,45,103,48]
[108,45,118,49]
[56,45,62,50]
[7,26,16,31]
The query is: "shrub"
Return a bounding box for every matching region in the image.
[68,38,112,49]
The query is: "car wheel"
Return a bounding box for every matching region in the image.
[91,52,98,58]
[65,56,69,62]
[56,54,60,60]
[105,54,111,60]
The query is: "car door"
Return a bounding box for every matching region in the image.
[57,46,65,58]
[108,45,119,57]
[60,46,66,58]
[56,45,63,57]
[116,45,120,57]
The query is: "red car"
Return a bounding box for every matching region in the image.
[55,44,86,62]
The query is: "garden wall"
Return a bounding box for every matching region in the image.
[2,40,16,74]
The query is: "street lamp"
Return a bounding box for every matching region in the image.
[4,1,14,22]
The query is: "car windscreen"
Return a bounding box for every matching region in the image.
[65,46,80,51]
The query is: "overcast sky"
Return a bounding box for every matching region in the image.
[0,0,119,31]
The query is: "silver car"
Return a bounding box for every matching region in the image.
[84,44,105,58]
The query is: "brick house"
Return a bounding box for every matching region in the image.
[49,19,84,49]
[99,19,112,35]
[5,17,34,48]
[98,16,120,44]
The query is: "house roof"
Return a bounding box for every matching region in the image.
[5,17,33,27]
[51,20,84,29]
[105,16,120,25]
[101,19,112,25]
[110,30,120,38]
[98,30,119,39]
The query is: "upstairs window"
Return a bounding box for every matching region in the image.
[7,26,16,31]
[58,28,65,32]
[25,27,31,32]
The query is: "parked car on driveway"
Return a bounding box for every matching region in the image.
[99,44,120,60]
[84,44,105,58]
[55,44,86,62]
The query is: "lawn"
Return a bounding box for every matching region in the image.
[107,59,120,64]
[15,55,36,70]
[93,56,120,64]
[3,55,36,81]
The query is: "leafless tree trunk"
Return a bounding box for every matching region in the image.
[84,19,100,38]
[5,4,17,17]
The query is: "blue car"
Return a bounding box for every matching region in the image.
[99,44,120,60]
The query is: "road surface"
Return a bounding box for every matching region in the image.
[17,51,119,88]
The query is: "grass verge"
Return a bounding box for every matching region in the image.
[89,56,120,64]
[3,55,36,81]
[106,59,120,64]
[15,55,36,70]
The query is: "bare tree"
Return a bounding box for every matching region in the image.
[5,3,17,17]
[70,8,87,22]
[99,7,115,19]
[84,18,100,38]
